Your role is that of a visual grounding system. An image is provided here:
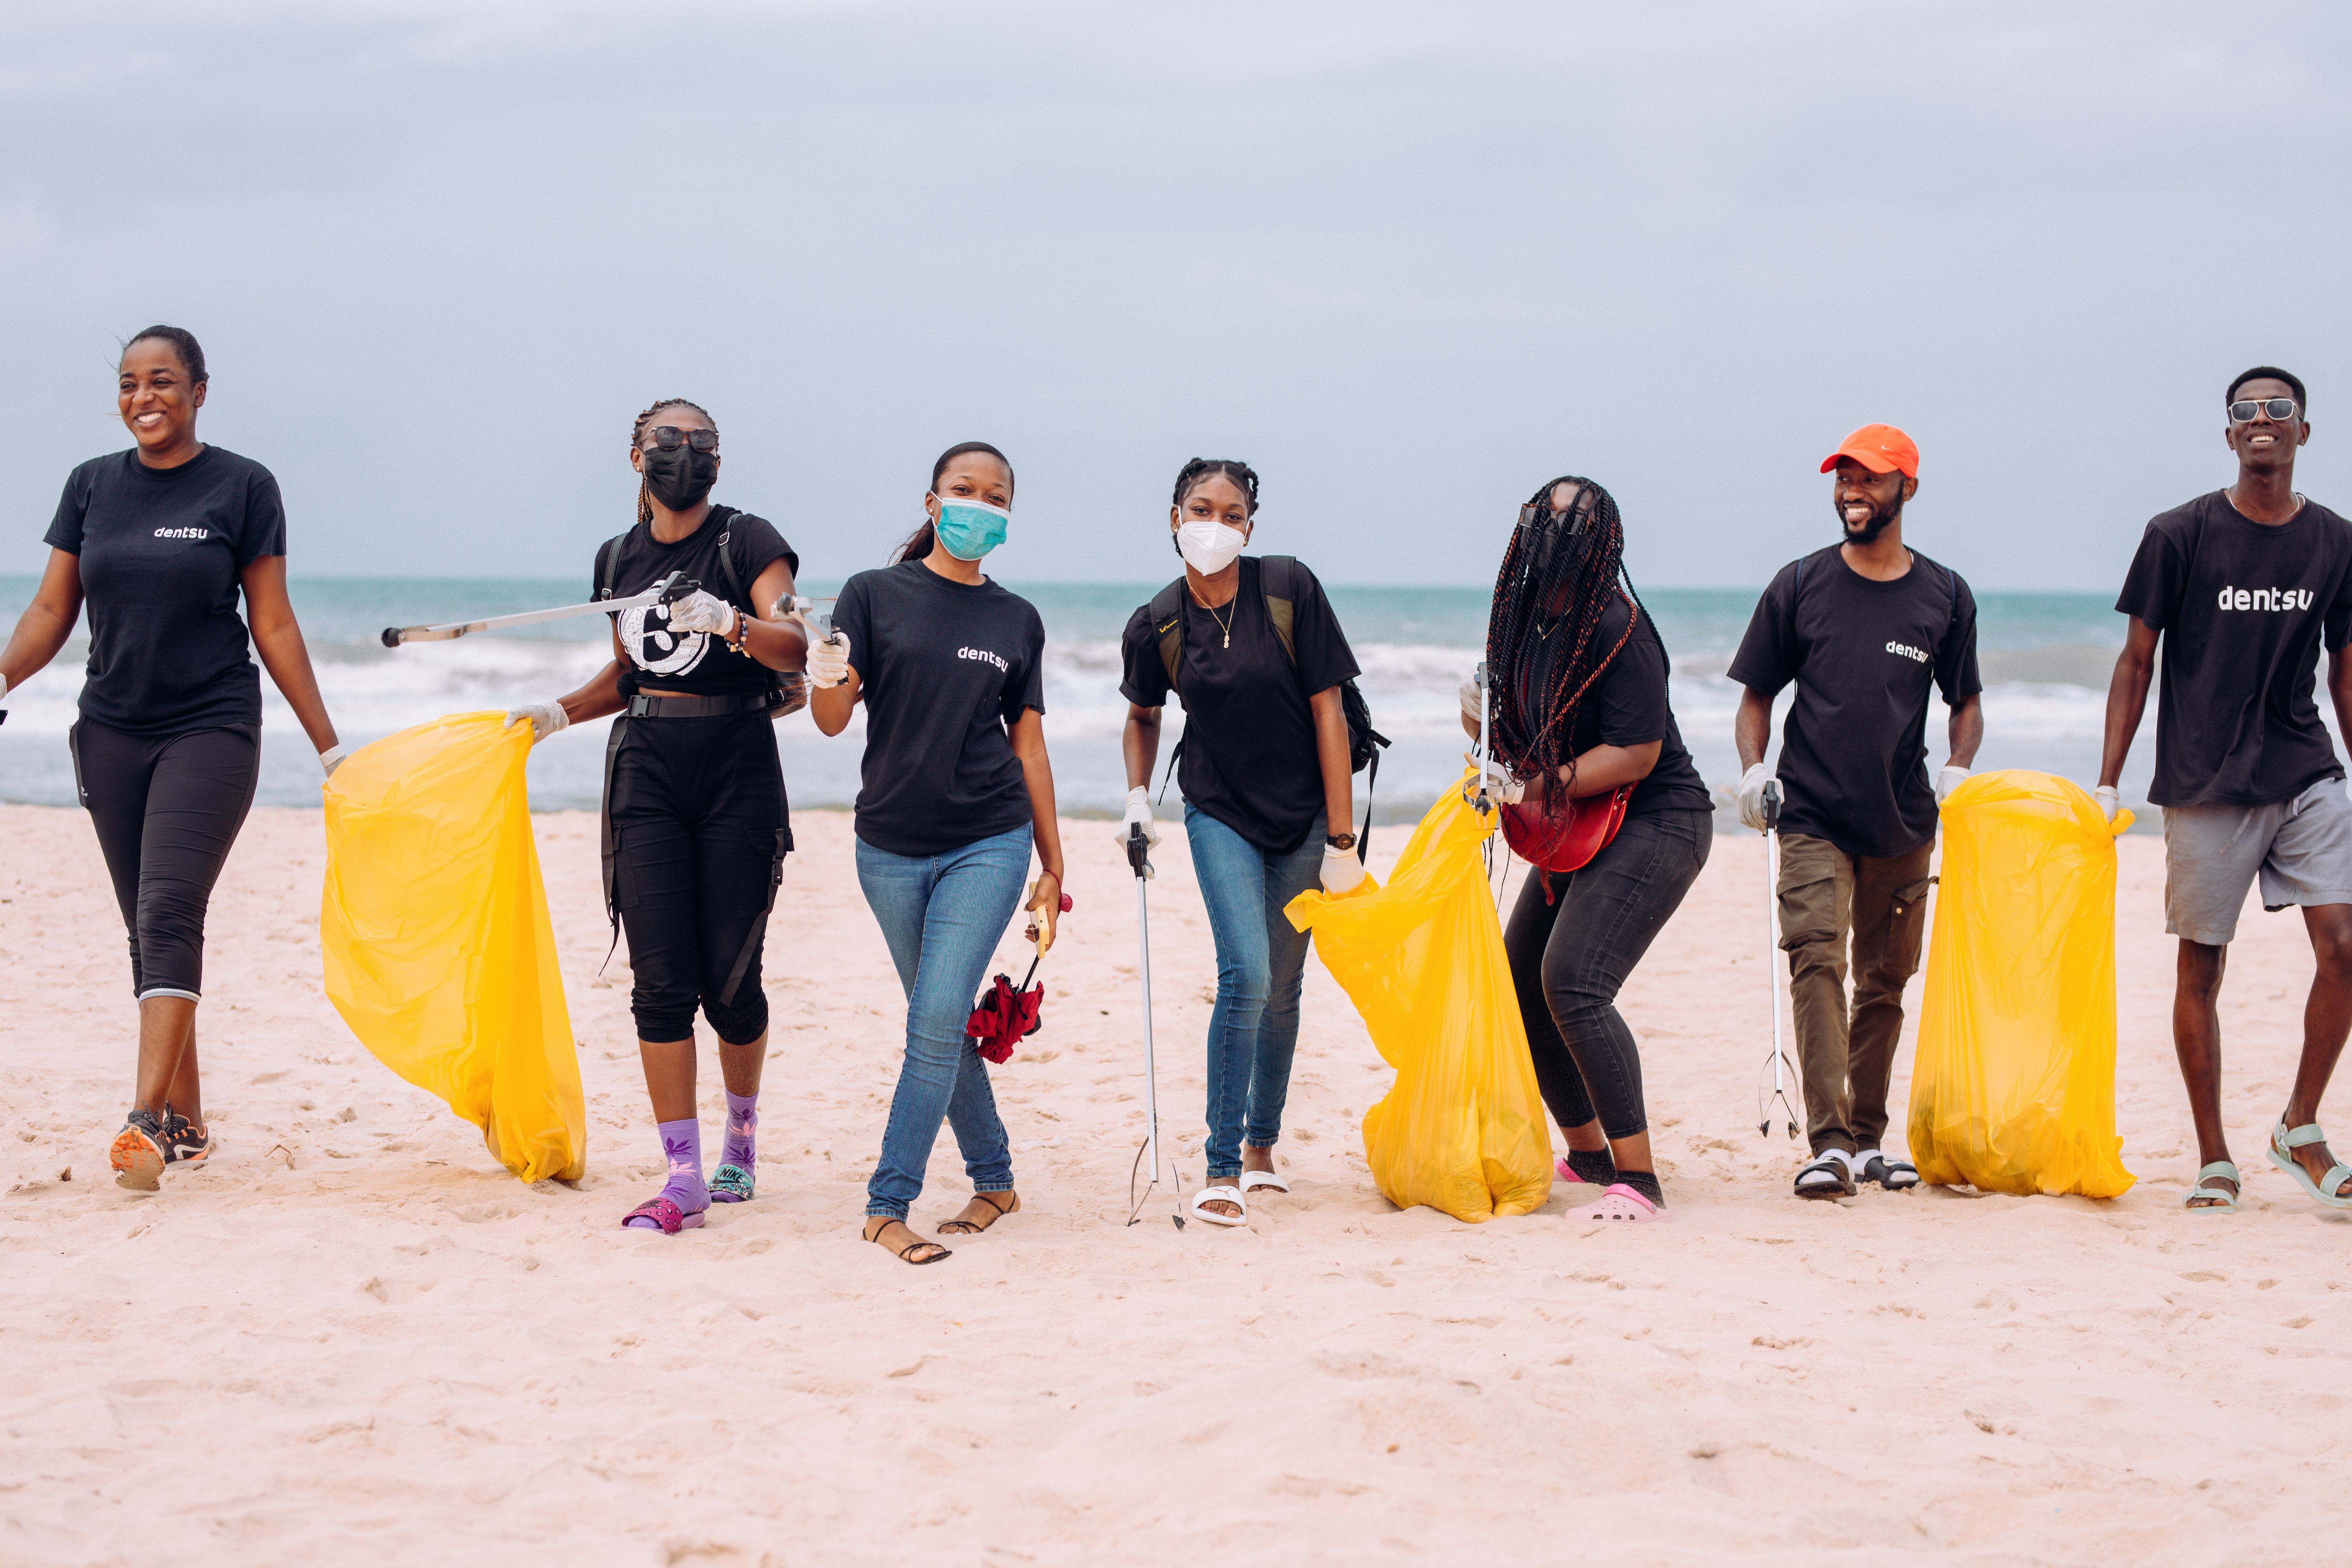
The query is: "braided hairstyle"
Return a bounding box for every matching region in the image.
[630,397,716,528]
[1171,457,1260,514]
[894,441,1016,565]
[1483,475,1648,813]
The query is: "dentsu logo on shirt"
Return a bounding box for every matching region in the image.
[153,527,208,540]
[958,646,1009,673]
[2217,585,2314,612]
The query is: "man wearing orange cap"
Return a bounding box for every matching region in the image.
[1728,425,1984,1199]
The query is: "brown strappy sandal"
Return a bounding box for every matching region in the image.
[936,1190,1019,1236]
[863,1216,950,1265]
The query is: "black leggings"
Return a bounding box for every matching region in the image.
[1502,807,1710,1141]
[607,712,789,1044]
[70,720,260,1001]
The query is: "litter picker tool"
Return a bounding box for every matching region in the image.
[1125,822,1183,1228]
[380,570,694,647]
[1757,779,1801,1140]
[778,594,841,644]
[967,886,1074,1064]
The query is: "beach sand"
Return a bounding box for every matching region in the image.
[3,800,2348,1566]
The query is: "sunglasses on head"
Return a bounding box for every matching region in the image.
[644,426,719,453]
[2229,398,2301,424]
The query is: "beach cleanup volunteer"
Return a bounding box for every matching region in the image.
[1468,476,1714,1223]
[1118,457,1364,1228]
[810,441,1068,1267]
[0,326,346,1189]
[504,397,807,1235]
[2098,368,2352,1214]
[1731,424,1983,1200]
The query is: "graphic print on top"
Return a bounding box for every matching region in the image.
[618,601,711,678]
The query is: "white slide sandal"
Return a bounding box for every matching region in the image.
[1239,1170,1289,1195]
[1188,1185,1248,1227]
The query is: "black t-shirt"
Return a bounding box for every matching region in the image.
[834,560,1047,858]
[1510,593,1713,820]
[593,505,796,698]
[1119,556,1362,855]
[1729,546,1982,859]
[2115,491,2352,807]
[43,446,287,736]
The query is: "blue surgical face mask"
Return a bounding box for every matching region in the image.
[932,495,1010,561]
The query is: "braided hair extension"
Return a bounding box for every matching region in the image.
[893,441,1016,565]
[1171,457,1260,514]
[1483,476,1650,814]
[629,397,717,528]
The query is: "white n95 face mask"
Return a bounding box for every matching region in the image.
[1177,520,1248,575]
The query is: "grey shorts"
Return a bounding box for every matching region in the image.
[2162,778,2352,946]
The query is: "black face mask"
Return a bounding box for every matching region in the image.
[642,445,718,512]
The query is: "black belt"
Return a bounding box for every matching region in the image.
[625,692,767,719]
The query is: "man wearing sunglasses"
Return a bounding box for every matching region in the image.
[1730,424,1984,1200]
[2101,367,2352,1215]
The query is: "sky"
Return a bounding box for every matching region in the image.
[2,0,2346,589]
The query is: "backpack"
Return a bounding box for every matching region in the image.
[1148,555,1390,853]
[596,506,807,720]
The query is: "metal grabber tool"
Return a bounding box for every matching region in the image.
[1125,822,1182,1227]
[1758,779,1800,1140]
[380,569,694,647]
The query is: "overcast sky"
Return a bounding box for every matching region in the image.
[2,0,2345,589]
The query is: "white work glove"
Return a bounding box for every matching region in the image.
[2094,785,2121,822]
[320,744,347,778]
[807,633,853,690]
[1461,751,1525,804]
[1736,762,1773,832]
[1458,679,1484,726]
[1935,764,1969,804]
[1117,785,1160,850]
[1320,841,1367,895]
[504,700,570,744]
[666,589,738,639]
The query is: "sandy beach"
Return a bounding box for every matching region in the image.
[4,798,2348,1566]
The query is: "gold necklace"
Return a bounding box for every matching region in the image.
[1193,585,1237,649]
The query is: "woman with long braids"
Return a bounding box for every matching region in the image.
[1119,457,1363,1227]
[0,326,345,1188]
[1466,476,1713,1223]
[504,398,807,1235]
[810,441,1066,1266]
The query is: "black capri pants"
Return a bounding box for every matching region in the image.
[606,710,790,1045]
[69,720,260,1001]
[1502,806,1711,1141]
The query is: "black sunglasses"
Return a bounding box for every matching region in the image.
[2229,398,2301,424]
[644,426,719,453]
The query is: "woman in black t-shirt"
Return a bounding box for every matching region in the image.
[809,441,1067,1267]
[1470,476,1713,1223]
[0,325,345,1190]
[503,398,808,1236]
[1116,458,1364,1228]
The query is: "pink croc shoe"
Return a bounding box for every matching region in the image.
[1565,1183,1670,1224]
[1555,1156,1584,1185]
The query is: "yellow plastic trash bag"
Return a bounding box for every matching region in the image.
[1286,776,1551,1222]
[1907,769,2134,1198]
[321,712,586,1183]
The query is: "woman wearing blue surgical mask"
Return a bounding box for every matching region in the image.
[1116,458,1365,1228]
[810,441,1066,1266]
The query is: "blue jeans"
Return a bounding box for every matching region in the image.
[1184,806,1325,1180]
[856,823,1032,1220]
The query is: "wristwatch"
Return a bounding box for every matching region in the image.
[1325,831,1357,851]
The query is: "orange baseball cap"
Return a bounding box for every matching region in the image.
[1820,424,1919,478]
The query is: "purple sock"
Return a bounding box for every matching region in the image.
[721,1091,758,1171]
[654,1117,706,1211]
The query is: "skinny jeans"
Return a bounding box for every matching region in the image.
[857,823,1031,1220]
[70,720,259,1001]
[1183,805,1325,1180]
[1502,807,1711,1141]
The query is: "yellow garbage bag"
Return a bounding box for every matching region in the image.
[1287,776,1552,1222]
[321,712,587,1183]
[1907,769,2134,1198]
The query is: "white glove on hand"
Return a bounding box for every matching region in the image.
[320,744,347,778]
[1117,785,1160,850]
[1736,762,1773,832]
[1936,764,1970,804]
[1320,842,1367,895]
[1458,679,1484,726]
[505,700,570,744]
[1462,751,1525,804]
[807,634,853,690]
[666,589,738,639]
[2094,785,2121,822]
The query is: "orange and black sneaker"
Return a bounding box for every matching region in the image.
[110,1110,169,1191]
[162,1113,213,1168]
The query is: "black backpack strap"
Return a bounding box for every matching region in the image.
[1149,579,1186,693]
[596,531,630,601]
[1258,554,1300,666]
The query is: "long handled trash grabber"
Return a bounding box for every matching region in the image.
[380,570,694,647]
[1758,780,1801,1140]
[1125,822,1183,1228]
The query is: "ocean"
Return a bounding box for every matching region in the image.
[0,575,2163,822]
